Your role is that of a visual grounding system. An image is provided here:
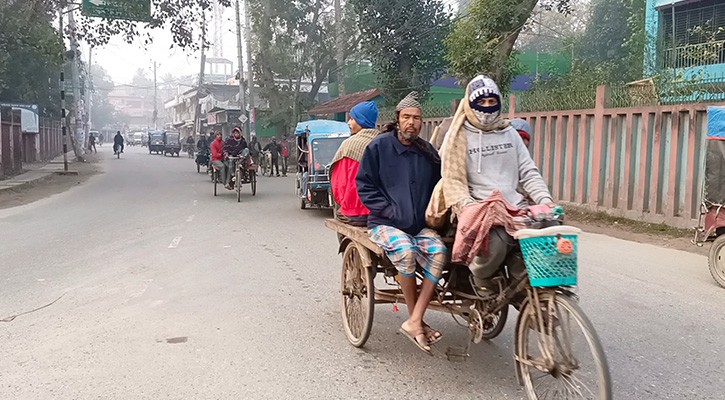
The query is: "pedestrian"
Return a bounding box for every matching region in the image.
[356,91,445,353]
[249,135,262,170]
[330,100,379,226]
[263,137,282,177]
[98,133,104,147]
[281,136,290,177]
[88,134,97,153]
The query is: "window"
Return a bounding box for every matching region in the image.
[659,0,725,68]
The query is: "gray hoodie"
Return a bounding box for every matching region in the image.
[462,121,552,208]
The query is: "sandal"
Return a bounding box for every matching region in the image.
[399,326,432,355]
[423,323,442,345]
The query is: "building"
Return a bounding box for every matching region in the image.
[107,84,154,131]
[644,0,725,76]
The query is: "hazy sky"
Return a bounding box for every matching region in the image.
[85,6,242,85]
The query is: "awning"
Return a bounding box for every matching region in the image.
[308,88,381,115]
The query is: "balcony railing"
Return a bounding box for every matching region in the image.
[661,40,725,69]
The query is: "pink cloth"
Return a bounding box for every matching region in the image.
[452,189,527,265]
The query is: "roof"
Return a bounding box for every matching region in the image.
[308,88,381,115]
[294,120,350,136]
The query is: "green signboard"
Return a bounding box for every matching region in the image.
[81,0,151,22]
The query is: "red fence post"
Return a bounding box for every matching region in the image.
[508,93,516,119]
[589,85,607,205]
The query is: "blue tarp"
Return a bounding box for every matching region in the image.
[294,120,350,136]
[707,106,725,138]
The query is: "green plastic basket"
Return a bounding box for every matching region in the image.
[519,233,578,287]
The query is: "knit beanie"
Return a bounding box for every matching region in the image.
[349,101,379,129]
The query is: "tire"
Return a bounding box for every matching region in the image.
[250,170,257,196]
[197,163,201,173]
[300,197,306,209]
[213,171,218,196]
[708,235,725,288]
[515,291,612,400]
[480,304,509,341]
[236,169,242,203]
[340,244,375,348]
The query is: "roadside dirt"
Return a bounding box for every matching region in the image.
[565,208,709,257]
[0,154,103,210]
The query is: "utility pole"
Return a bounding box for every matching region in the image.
[85,46,93,147]
[58,3,68,171]
[67,10,84,160]
[152,61,158,130]
[334,0,344,96]
[193,12,207,139]
[235,0,247,137]
[244,0,255,136]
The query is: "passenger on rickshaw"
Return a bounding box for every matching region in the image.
[210,131,227,186]
[356,92,446,354]
[427,75,553,298]
[330,101,380,226]
[221,127,248,189]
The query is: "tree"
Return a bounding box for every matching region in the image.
[249,0,356,133]
[349,0,451,102]
[0,1,64,117]
[74,0,231,51]
[89,64,120,130]
[445,0,572,89]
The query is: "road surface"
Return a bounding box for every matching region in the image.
[1,146,723,399]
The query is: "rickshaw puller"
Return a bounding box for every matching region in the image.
[427,75,553,298]
[356,91,446,354]
[222,127,248,189]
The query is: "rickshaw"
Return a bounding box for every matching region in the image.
[325,204,612,399]
[294,120,350,210]
[212,149,257,201]
[164,131,182,157]
[693,106,725,288]
[148,131,165,154]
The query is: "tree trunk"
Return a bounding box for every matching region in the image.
[490,0,538,83]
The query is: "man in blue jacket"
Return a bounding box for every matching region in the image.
[356,92,446,354]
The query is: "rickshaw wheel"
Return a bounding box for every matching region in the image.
[708,235,725,288]
[340,243,375,348]
[213,170,218,196]
[250,170,257,196]
[197,163,200,173]
[300,198,306,209]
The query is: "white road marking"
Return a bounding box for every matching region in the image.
[186,215,195,222]
[168,236,182,248]
[193,200,198,206]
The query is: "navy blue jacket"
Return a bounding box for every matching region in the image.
[356,131,441,235]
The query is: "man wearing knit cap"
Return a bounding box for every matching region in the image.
[330,101,380,226]
[356,92,446,353]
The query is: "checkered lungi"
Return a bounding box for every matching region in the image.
[369,225,447,284]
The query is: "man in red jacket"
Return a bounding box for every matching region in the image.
[330,101,379,226]
[210,131,229,187]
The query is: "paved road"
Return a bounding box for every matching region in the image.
[1,146,723,399]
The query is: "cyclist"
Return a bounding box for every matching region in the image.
[113,131,125,155]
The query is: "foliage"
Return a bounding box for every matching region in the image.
[89,64,121,129]
[445,0,571,90]
[73,0,231,51]
[0,1,64,117]
[249,0,357,133]
[349,0,451,102]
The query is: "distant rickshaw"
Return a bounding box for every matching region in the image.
[294,120,350,210]
[148,131,165,155]
[164,131,181,157]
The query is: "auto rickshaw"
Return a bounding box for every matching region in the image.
[294,120,350,210]
[693,106,725,288]
[148,131,165,154]
[164,131,181,157]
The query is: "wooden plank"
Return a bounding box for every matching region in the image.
[684,106,697,219]
[324,218,384,256]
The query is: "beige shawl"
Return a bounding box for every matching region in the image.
[330,128,380,170]
[425,88,510,228]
